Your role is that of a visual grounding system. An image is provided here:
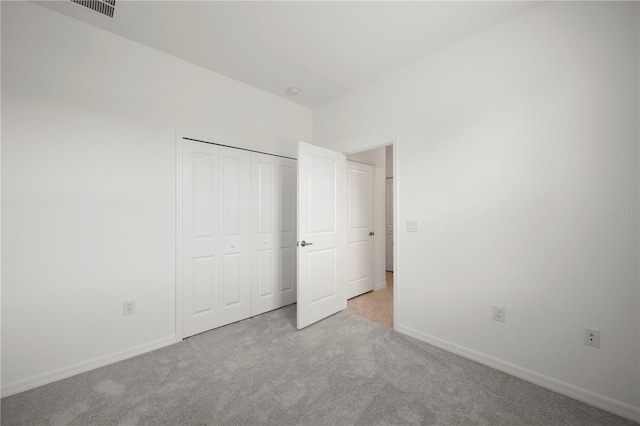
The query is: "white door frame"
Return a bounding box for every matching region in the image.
[392,138,399,329]
[176,131,184,341]
[385,177,394,272]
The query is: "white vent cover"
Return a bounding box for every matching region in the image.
[71,0,116,18]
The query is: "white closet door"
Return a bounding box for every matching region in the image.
[219,147,251,326]
[181,140,222,337]
[250,153,297,316]
[181,142,251,338]
[278,159,298,308]
[346,161,374,299]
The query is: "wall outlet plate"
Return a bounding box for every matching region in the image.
[493,305,506,322]
[123,300,135,315]
[584,328,600,348]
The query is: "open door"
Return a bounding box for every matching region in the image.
[296,142,346,329]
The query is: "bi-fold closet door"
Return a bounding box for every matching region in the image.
[250,153,297,316]
[181,139,296,338]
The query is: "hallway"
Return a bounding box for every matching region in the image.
[346,271,394,328]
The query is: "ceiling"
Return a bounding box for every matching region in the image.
[36,1,540,108]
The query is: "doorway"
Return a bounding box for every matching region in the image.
[344,144,395,328]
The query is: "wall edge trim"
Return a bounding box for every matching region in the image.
[396,324,640,423]
[374,281,387,291]
[1,336,178,398]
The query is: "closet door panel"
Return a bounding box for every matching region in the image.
[182,141,221,338]
[193,255,216,314]
[278,160,297,305]
[251,154,297,316]
[279,246,294,292]
[251,154,277,315]
[258,162,274,235]
[258,249,274,297]
[222,253,241,305]
[256,160,276,300]
[219,147,251,326]
[280,164,295,234]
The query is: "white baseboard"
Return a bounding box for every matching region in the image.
[1,335,178,398]
[397,324,640,423]
[374,281,387,291]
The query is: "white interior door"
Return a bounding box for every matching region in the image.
[251,153,297,316]
[346,161,374,299]
[297,142,346,329]
[386,178,394,272]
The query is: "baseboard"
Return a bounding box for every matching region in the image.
[373,281,387,291]
[1,335,178,398]
[397,324,640,423]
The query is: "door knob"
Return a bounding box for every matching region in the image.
[300,240,313,247]
[369,232,375,236]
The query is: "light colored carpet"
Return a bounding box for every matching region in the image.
[1,306,635,425]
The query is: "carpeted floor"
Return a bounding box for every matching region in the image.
[1,306,635,425]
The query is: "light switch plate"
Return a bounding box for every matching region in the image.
[407,220,419,232]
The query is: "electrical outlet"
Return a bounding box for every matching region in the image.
[123,300,135,315]
[493,305,506,322]
[584,328,600,348]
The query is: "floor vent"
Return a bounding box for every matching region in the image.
[71,0,116,18]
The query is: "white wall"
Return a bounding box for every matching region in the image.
[315,1,639,419]
[347,147,387,290]
[1,1,312,395]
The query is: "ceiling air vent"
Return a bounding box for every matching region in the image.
[71,0,116,18]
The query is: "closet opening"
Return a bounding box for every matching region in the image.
[176,135,297,340]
